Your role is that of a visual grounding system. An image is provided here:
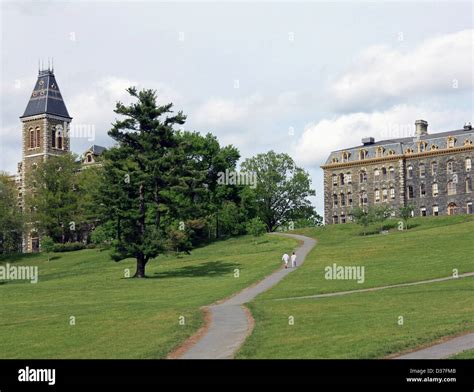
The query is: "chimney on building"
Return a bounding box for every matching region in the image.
[362,137,375,145]
[415,119,428,136]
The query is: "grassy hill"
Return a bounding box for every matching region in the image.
[0,234,297,359]
[237,215,474,358]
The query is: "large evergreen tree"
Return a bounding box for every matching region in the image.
[102,87,199,278]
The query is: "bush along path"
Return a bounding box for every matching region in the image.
[172,233,317,359]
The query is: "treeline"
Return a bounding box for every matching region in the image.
[0,88,320,277]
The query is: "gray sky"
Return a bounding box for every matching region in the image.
[1,1,473,214]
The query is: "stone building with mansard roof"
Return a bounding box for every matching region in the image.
[321,120,474,224]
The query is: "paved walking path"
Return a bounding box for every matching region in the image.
[178,233,316,359]
[393,333,474,359]
[273,272,474,301]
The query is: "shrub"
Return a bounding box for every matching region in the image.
[52,242,86,253]
[246,217,267,237]
[40,236,55,261]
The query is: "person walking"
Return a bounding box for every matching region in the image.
[282,253,289,269]
[291,252,297,268]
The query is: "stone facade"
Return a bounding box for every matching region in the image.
[16,68,107,252]
[19,68,72,252]
[321,120,474,224]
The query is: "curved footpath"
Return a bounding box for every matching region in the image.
[393,333,474,359]
[176,233,316,359]
[174,232,472,359]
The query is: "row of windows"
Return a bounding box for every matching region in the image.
[407,178,472,198]
[28,127,64,150]
[407,159,471,179]
[332,139,473,163]
[333,179,473,207]
[332,158,472,187]
[332,202,473,224]
[333,189,395,207]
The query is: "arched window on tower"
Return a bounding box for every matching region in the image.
[57,129,63,150]
[35,127,40,149]
[29,128,35,149]
[51,127,56,148]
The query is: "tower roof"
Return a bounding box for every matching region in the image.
[20,69,72,119]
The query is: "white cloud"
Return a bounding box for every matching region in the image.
[291,104,471,168]
[67,76,180,149]
[329,29,474,110]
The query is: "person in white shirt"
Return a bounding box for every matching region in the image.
[282,253,289,269]
[291,252,297,268]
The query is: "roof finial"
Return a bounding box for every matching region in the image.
[51,57,54,73]
[38,59,40,74]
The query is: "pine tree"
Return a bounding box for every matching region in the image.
[104,87,190,278]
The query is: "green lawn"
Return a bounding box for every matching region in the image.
[450,349,474,359]
[0,234,297,359]
[264,215,474,300]
[237,215,474,358]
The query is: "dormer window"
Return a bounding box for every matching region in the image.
[332,157,339,163]
[430,144,439,151]
[341,151,350,162]
[359,149,368,160]
[388,149,396,156]
[376,147,384,158]
[417,141,428,153]
[447,136,456,148]
[405,148,414,154]
[464,139,473,146]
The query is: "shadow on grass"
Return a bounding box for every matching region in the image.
[0,253,39,264]
[151,260,240,279]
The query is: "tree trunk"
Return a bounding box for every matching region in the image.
[133,254,147,278]
[134,184,147,278]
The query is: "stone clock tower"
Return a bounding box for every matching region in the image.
[20,66,72,252]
